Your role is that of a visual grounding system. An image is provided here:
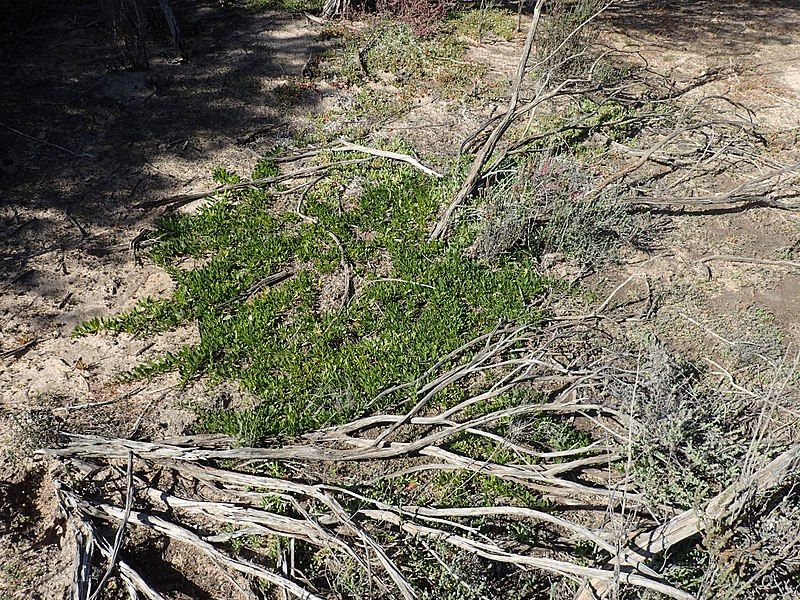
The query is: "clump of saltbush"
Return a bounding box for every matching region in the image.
[470,156,643,266]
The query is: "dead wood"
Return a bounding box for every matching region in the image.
[430,0,546,240]
[138,159,371,210]
[574,444,800,600]
[330,140,443,178]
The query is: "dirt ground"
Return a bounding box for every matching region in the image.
[0,3,336,595]
[1,0,799,597]
[599,0,800,355]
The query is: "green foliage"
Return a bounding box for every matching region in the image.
[72,317,104,336]
[212,166,241,184]
[81,154,548,443]
[535,0,605,79]
[522,416,592,452]
[660,542,709,596]
[407,543,492,600]
[324,20,487,99]
[631,345,752,511]
[115,352,181,383]
[447,7,518,42]
[348,87,413,128]
[242,0,323,11]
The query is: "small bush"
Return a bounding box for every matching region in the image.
[470,156,643,266]
[323,19,486,100]
[535,0,606,79]
[447,6,518,42]
[377,0,457,37]
[703,477,800,598]
[626,344,753,511]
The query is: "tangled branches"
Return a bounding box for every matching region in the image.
[430,0,800,242]
[43,313,800,600]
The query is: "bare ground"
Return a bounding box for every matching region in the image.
[598,0,800,355]
[0,3,335,594]
[1,0,800,597]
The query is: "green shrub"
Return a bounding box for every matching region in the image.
[80,153,550,443]
[471,156,643,266]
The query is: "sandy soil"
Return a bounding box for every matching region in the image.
[594,0,800,357]
[0,3,335,595]
[1,0,799,597]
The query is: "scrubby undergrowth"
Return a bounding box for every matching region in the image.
[56,4,800,599]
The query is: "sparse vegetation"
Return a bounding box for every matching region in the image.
[324,19,490,99]
[448,6,518,42]
[470,155,644,265]
[244,0,324,11]
[625,343,753,510]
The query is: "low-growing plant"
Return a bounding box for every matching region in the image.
[79,152,550,443]
[470,155,644,266]
[626,343,754,511]
[447,5,518,42]
[376,0,457,37]
[323,19,487,99]
[243,0,324,11]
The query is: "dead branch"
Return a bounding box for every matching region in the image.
[0,121,96,158]
[63,484,325,600]
[50,440,682,599]
[430,0,546,240]
[89,452,134,600]
[327,232,353,309]
[331,140,443,178]
[70,527,92,600]
[696,255,800,270]
[574,444,800,600]
[628,160,800,209]
[361,510,691,600]
[48,320,768,600]
[64,494,168,600]
[138,159,371,210]
[218,270,293,309]
[589,119,746,197]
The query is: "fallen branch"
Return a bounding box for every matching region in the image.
[64,486,324,600]
[331,140,443,178]
[363,510,691,600]
[430,0,545,240]
[327,232,353,309]
[696,254,800,270]
[574,444,800,600]
[0,121,96,158]
[50,443,679,599]
[89,452,134,600]
[70,527,93,600]
[588,119,743,197]
[48,319,777,600]
[138,159,370,210]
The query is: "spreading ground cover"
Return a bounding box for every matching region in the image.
[76,152,558,443]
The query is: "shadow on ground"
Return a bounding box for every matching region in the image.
[604,0,800,54]
[0,0,327,330]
